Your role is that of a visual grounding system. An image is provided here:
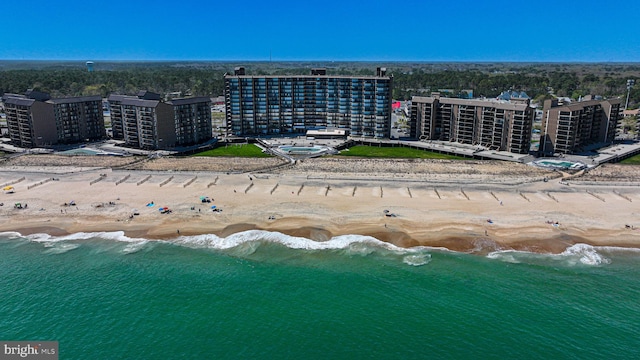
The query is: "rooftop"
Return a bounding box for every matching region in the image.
[48,95,102,104]
[412,96,531,110]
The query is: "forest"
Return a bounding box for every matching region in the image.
[0,61,639,107]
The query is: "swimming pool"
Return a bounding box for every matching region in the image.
[274,145,336,158]
[59,148,102,155]
[279,146,324,154]
[534,159,586,170]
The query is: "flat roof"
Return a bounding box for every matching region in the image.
[121,98,161,107]
[412,96,530,111]
[168,97,212,106]
[549,98,622,111]
[3,97,36,106]
[107,94,131,102]
[48,95,102,104]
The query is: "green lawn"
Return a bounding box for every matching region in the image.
[336,145,470,160]
[619,154,640,165]
[192,144,272,158]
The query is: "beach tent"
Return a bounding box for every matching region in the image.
[3,186,14,191]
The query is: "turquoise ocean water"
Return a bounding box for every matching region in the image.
[1,230,639,359]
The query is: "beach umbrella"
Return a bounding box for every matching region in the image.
[211,205,216,209]
[3,186,14,191]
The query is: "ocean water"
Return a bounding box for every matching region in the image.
[1,231,640,359]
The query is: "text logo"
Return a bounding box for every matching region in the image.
[1,342,58,360]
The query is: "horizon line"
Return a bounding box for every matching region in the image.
[1,59,640,65]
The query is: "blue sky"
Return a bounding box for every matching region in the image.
[2,0,639,62]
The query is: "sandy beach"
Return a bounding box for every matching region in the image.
[1,154,640,254]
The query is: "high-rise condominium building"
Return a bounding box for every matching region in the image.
[224,67,392,138]
[108,91,211,150]
[2,90,105,147]
[410,93,534,154]
[50,95,105,143]
[540,96,621,155]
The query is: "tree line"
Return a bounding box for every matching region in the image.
[0,62,638,107]
[0,66,227,99]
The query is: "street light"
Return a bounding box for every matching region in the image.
[625,79,635,110]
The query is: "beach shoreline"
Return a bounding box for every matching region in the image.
[2,155,640,254]
[6,217,640,255]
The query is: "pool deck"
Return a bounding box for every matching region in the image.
[532,159,587,170]
[271,145,337,159]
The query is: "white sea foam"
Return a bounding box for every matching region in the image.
[488,243,611,266]
[561,243,611,266]
[596,246,640,254]
[26,233,54,242]
[23,231,152,254]
[43,243,80,254]
[403,254,432,266]
[7,230,636,268]
[122,241,149,254]
[0,231,24,239]
[27,231,148,243]
[486,250,522,263]
[171,230,429,266]
[174,230,407,252]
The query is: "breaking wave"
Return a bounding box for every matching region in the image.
[560,243,611,266]
[488,243,618,266]
[403,254,432,266]
[5,231,638,267]
[5,230,432,266]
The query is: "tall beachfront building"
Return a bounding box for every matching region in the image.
[50,95,105,143]
[224,67,393,138]
[410,93,534,154]
[108,91,212,150]
[2,90,105,147]
[540,97,621,155]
